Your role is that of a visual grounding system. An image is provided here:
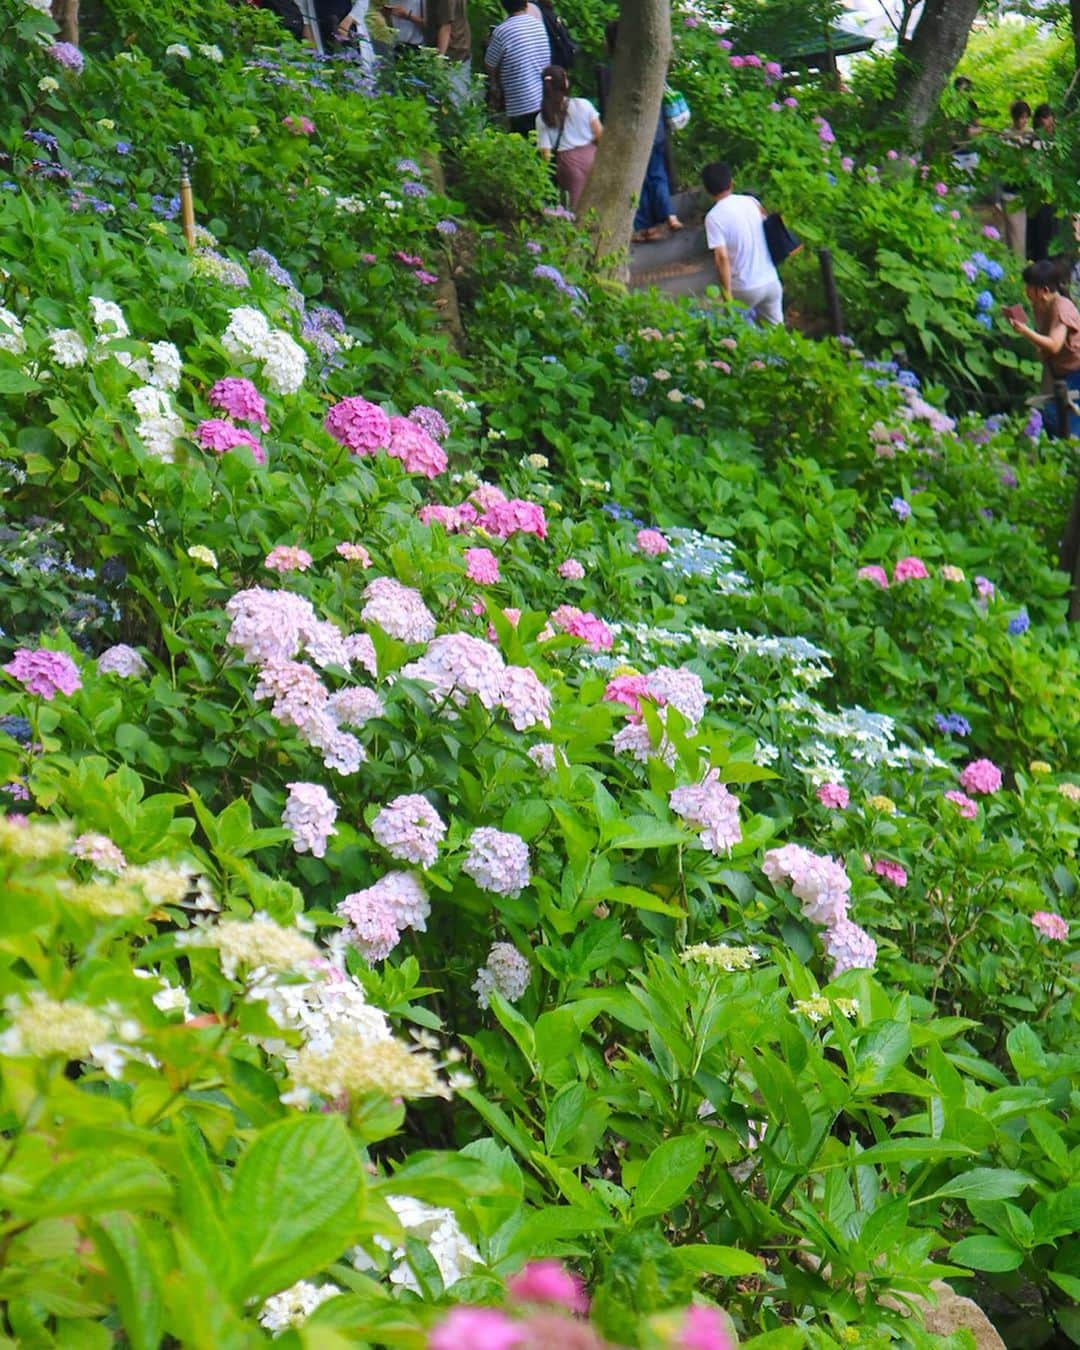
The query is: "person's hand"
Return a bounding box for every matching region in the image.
[336,15,356,35]
[1006,313,1025,333]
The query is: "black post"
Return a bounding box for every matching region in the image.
[818,248,844,339]
[1053,378,1072,441]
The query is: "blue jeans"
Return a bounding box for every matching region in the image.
[634,141,674,231]
[1043,368,1080,437]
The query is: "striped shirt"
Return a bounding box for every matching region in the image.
[485,13,551,119]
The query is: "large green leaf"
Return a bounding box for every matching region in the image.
[23,1158,172,1220]
[949,1235,1024,1272]
[226,1115,364,1302]
[675,1244,764,1276]
[632,1134,707,1220]
[89,1214,165,1350]
[930,1169,1035,1204]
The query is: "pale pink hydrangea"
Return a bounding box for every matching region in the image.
[872,858,907,887]
[612,715,677,767]
[225,588,317,665]
[283,782,338,858]
[498,665,551,731]
[817,783,849,809]
[893,556,929,583]
[265,545,312,573]
[336,542,372,566]
[343,633,378,678]
[3,648,81,700]
[419,503,471,531]
[195,418,266,464]
[340,871,430,942]
[96,644,147,678]
[527,742,558,773]
[550,605,613,652]
[299,618,351,670]
[371,794,446,868]
[470,482,508,512]
[763,843,852,927]
[669,771,742,855]
[1031,911,1068,941]
[463,827,530,896]
[339,892,400,962]
[70,832,127,872]
[327,686,384,727]
[473,942,531,1009]
[402,633,505,710]
[959,758,1002,795]
[324,396,391,455]
[857,565,889,589]
[507,1259,588,1314]
[361,577,436,644]
[636,528,669,556]
[386,415,447,478]
[823,917,877,977]
[557,558,585,581]
[209,377,269,431]
[253,659,331,740]
[944,789,978,819]
[464,547,500,585]
[646,666,706,726]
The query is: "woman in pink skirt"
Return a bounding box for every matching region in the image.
[535,65,602,211]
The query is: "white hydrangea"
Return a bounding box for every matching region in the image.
[197,43,224,62]
[165,42,192,57]
[89,296,129,338]
[258,1281,341,1335]
[147,341,182,392]
[48,328,88,367]
[97,643,148,677]
[246,962,392,1061]
[221,307,306,396]
[128,386,184,462]
[0,308,26,355]
[37,75,59,93]
[472,942,530,1009]
[351,1195,482,1293]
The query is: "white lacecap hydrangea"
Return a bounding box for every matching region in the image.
[351,1194,482,1293]
[258,1281,342,1335]
[472,942,530,1009]
[0,308,26,356]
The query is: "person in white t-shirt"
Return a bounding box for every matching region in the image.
[702,161,783,326]
[535,65,601,209]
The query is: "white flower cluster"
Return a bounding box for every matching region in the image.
[246,954,392,1062]
[165,41,192,58]
[197,42,224,62]
[258,1281,341,1335]
[97,643,148,677]
[472,942,530,1009]
[660,526,751,593]
[0,307,26,356]
[222,306,306,395]
[0,992,142,1080]
[352,1194,482,1293]
[128,385,184,462]
[48,328,89,367]
[778,691,948,783]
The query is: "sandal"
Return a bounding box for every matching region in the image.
[632,227,663,243]
[667,217,684,232]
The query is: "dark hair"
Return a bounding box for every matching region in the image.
[1010,99,1031,124]
[1023,259,1059,291]
[501,0,527,12]
[540,64,570,129]
[702,162,733,196]
[1034,103,1053,124]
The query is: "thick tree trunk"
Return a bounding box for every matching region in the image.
[886,0,981,146]
[50,0,78,44]
[575,0,671,269]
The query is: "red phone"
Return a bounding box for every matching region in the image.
[1003,304,1026,323]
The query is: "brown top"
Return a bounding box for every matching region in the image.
[1037,293,1080,375]
[425,0,470,62]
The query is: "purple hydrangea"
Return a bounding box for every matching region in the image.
[890,496,911,520]
[402,180,429,198]
[934,713,971,737]
[435,219,458,235]
[1007,609,1030,636]
[49,42,85,73]
[408,405,449,442]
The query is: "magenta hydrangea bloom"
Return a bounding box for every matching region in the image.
[196,418,266,464]
[209,377,269,431]
[282,114,316,135]
[478,497,548,540]
[1031,911,1068,941]
[464,547,500,585]
[3,647,81,700]
[429,1307,523,1350]
[636,528,669,556]
[550,605,613,652]
[817,783,849,809]
[604,674,651,716]
[872,858,908,887]
[944,789,978,819]
[507,1259,589,1315]
[893,555,929,582]
[678,1304,736,1350]
[324,396,391,455]
[959,758,1002,795]
[386,415,447,478]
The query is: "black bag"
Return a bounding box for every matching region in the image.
[764,212,802,266]
[538,2,579,69]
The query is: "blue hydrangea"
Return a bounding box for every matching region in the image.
[975,289,994,311]
[934,713,971,737]
[890,496,912,520]
[629,375,648,397]
[975,313,993,329]
[1007,609,1030,636]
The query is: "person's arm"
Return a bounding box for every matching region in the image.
[1010,316,1067,356]
[712,246,732,300]
[590,117,602,142]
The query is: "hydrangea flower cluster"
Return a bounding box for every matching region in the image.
[353,1194,482,1293]
[371,794,446,868]
[669,771,742,855]
[282,781,338,858]
[221,306,306,395]
[196,418,266,465]
[4,647,81,700]
[603,665,706,727]
[265,545,312,573]
[473,942,531,1008]
[362,577,436,644]
[636,528,669,556]
[128,385,184,462]
[463,827,531,896]
[417,482,548,541]
[402,634,551,731]
[763,844,877,977]
[386,415,447,478]
[324,396,391,455]
[96,644,147,678]
[959,758,1002,795]
[549,605,613,652]
[464,547,500,584]
[209,376,270,431]
[408,404,449,441]
[557,558,585,580]
[337,871,431,961]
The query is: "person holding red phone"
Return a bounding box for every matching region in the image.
[1006,259,1080,435]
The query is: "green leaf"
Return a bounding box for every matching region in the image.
[632,1134,707,1220]
[949,1235,1024,1272]
[930,1169,1034,1204]
[227,1115,364,1302]
[88,1215,165,1350]
[675,1244,764,1276]
[545,1083,588,1155]
[850,1139,975,1167]
[23,1158,172,1220]
[605,815,689,851]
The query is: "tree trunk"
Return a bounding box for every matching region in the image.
[50,0,78,44]
[575,0,671,269]
[885,0,981,146]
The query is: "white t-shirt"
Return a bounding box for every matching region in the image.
[389,0,423,44]
[704,193,777,294]
[535,97,599,152]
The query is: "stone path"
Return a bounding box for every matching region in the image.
[628,189,716,296]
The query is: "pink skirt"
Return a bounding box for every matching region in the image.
[556,143,596,210]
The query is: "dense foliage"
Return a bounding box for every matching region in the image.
[0,0,1078,1347]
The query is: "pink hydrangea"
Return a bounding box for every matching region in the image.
[550,605,613,652]
[463,827,530,896]
[464,547,500,585]
[892,556,929,582]
[339,871,430,952]
[934,181,948,196]
[402,632,505,710]
[336,542,371,566]
[499,665,552,731]
[3,648,81,700]
[370,793,446,868]
[557,559,585,580]
[361,577,436,644]
[338,891,401,962]
[646,666,706,726]
[343,633,378,678]
[507,1260,588,1315]
[823,917,877,977]
[429,1308,523,1350]
[959,758,1002,795]
[478,497,548,541]
[473,941,531,1009]
[327,685,384,727]
[678,1305,736,1350]
[669,771,742,855]
[208,377,269,431]
[817,783,849,809]
[324,396,391,456]
[873,858,908,887]
[763,843,851,927]
[419,503,471,531]
[982,225,1001,241]
[944,789,978,819]
[283,114,316,135]
[196,418,266,464]
[265,545,312,573]
[282,782,338,858]
[636,528,669,556]
[225,588,316,664]
[975,575,995,599]
[604,674,651,716]
[1031,911,1068,941]
[70,832,127,872]
[386,415,447,479]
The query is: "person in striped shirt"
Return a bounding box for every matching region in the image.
[484,0,551,135]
